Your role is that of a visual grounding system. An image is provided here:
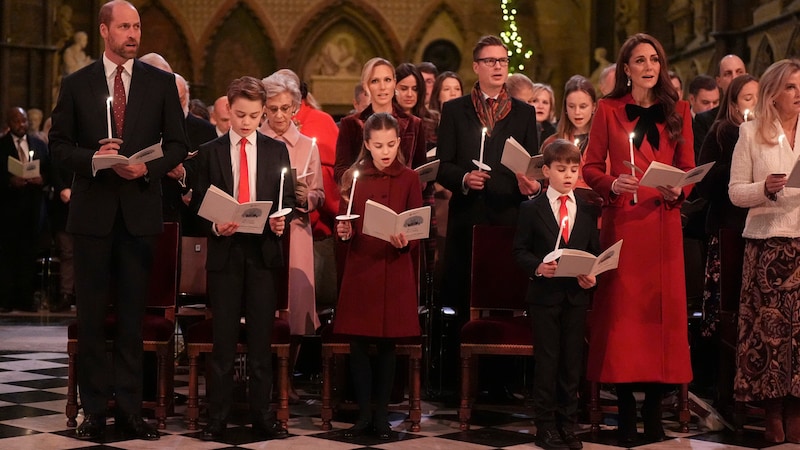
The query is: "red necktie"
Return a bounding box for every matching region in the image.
[113,65,126,138]
[559,195,570,244]
[238,138,250,203]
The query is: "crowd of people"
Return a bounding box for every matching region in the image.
[2,0,800,448]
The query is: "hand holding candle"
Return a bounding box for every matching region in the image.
[270,167,292,218]
[336,170,361,221]
[543,216,568,263]
[472,127,492,171]
[629,132,638,205]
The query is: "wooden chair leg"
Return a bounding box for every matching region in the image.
[155,345,169,429]
[320,346,333,430]
[66,342,78,427]
[589,380,601,436]
[458,354,472,430]
[678,383,690,433]
[408,351,421,432]
[276,347,289,430]
[186,350,199,430]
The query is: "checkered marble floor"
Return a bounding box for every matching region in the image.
[0,350,797,449]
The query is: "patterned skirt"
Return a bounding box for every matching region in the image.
[734,237,800,402]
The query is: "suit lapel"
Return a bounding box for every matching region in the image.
[256,135,272,202]
[123,60,148,149]
[534,197,559,241]
[215,135,234,194]
[89,61,112,139]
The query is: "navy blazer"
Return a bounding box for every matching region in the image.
[512,193,600,306]
[49,58,188,236]
[190,132,296,271]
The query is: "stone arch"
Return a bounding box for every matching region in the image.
[137,2,193,78]
[753,34,776,77]
[199,1,279,102]
[405,2,467,65]
[786,24,800,59]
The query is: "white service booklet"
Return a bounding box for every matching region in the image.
[362,199,431,242]
[92,142,164,174]
[7,156,40,179]
[501,136,544,179]
[553,239,623,277]
[784,159,800,188]
[638,161,714,188]
[415,159,440,184]
[197,185,273,234]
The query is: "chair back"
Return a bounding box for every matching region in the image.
[469,225,528,313]
[146,222,180,318]
[179,236,207,299]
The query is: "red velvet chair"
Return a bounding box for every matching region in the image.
[458,225,532,430]
[184,231,292,431]
[66,222,180,429]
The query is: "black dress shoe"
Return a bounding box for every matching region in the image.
[252,418,287,439]
[537,428,569,449]
[374,421,392,440]
[560,428,583,450]
[343,421,371,438]
[201,420,226,441]
[75,414,106,440]
[115,414,159,440]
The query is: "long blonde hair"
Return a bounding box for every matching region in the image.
[754,59,800,145]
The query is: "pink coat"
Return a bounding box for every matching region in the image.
[582,95,694,384]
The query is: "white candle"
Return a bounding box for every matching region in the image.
[479,127,487,167]
[554,216,568,253]
[629,132,638,204]
[574,138,580,147]
[302,138,316,176]
[346,170,359,217]
[106,97,113,140]
[28,150,34,161]
[277,167,287,210]
[743,109,750,122]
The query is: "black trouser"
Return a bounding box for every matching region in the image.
[349,337,396,424]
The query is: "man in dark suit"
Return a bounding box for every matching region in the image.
[190,76,294,441]
[512,140,600,450]
[0,107,50,313]
[693,54,747,156]
[436,35,540,328]
[48,0,188,441]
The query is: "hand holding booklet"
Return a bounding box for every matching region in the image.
[553,239,623,277]
[638,161,714,188]
[415,159,439,184]
[7,156,40,179]
[362,199,431,243]
[197,185,273,234]
[92,142,163,175]
[501,136,544,179]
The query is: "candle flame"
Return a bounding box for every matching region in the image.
[743,109,750,121]
[281,167,287,174]
[574,138,580,146]
[482,127,487,134]
[312,137,317,144]
[353,170,359,179]
[629,132,635,140]
[107,97,113,104]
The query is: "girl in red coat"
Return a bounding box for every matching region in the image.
[334,112,422,439]
[583,33,694,445]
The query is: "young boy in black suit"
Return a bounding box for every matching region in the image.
[512,139,600,450]
[190,76,295,441]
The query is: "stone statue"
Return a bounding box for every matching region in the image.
[54,5,74,48]
[62,31,93,76]
[589,47,612,87]
[314,33,361,77]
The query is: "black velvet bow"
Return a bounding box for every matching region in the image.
[625,103,665,150]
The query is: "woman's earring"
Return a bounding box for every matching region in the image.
[626,77,631,87]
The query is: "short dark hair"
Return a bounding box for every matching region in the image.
[227,76,267,106]
[472,35,508,62]
[688,74,717,96]
[668,70,682,88]
[542,139,581,166]
[417,62,438,77]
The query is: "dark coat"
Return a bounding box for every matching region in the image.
[49,59,188,236]
[513,193,600,306]
[334,104,427,183]
[0,133,50,235]
[582,95,695,384]
[333,159,422,338]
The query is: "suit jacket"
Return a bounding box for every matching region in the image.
[49,59,188,237]
[693,105,718,160]
[437,94,539,229]
[191,132,296,271]
[0,133,50,235]
[513,194,600,306]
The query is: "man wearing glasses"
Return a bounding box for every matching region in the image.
[435,34,540,342]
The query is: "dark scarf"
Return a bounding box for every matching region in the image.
[625,103,665,150]
[471,82,511,136]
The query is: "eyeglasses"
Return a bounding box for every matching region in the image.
[476,57,510,67]
[266,104,293,115]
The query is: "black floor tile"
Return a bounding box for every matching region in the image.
[27,366,69,377]
[438,427,538,447]
[7,377,69,389]
[182,425,295,446]
[311,428,423,446]
[52,426,164,445]
[0,389,66,403]
[0,405,60,420]
[0,422,41,438]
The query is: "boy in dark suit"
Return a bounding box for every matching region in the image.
[513,139,600,450]
[190,76,295,441]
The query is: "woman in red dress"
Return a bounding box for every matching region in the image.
[583,33,694,444]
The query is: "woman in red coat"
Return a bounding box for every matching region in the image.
[334,113,422,439]
[582,33,694,444]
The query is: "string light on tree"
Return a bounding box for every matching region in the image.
[499,0,533,73]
